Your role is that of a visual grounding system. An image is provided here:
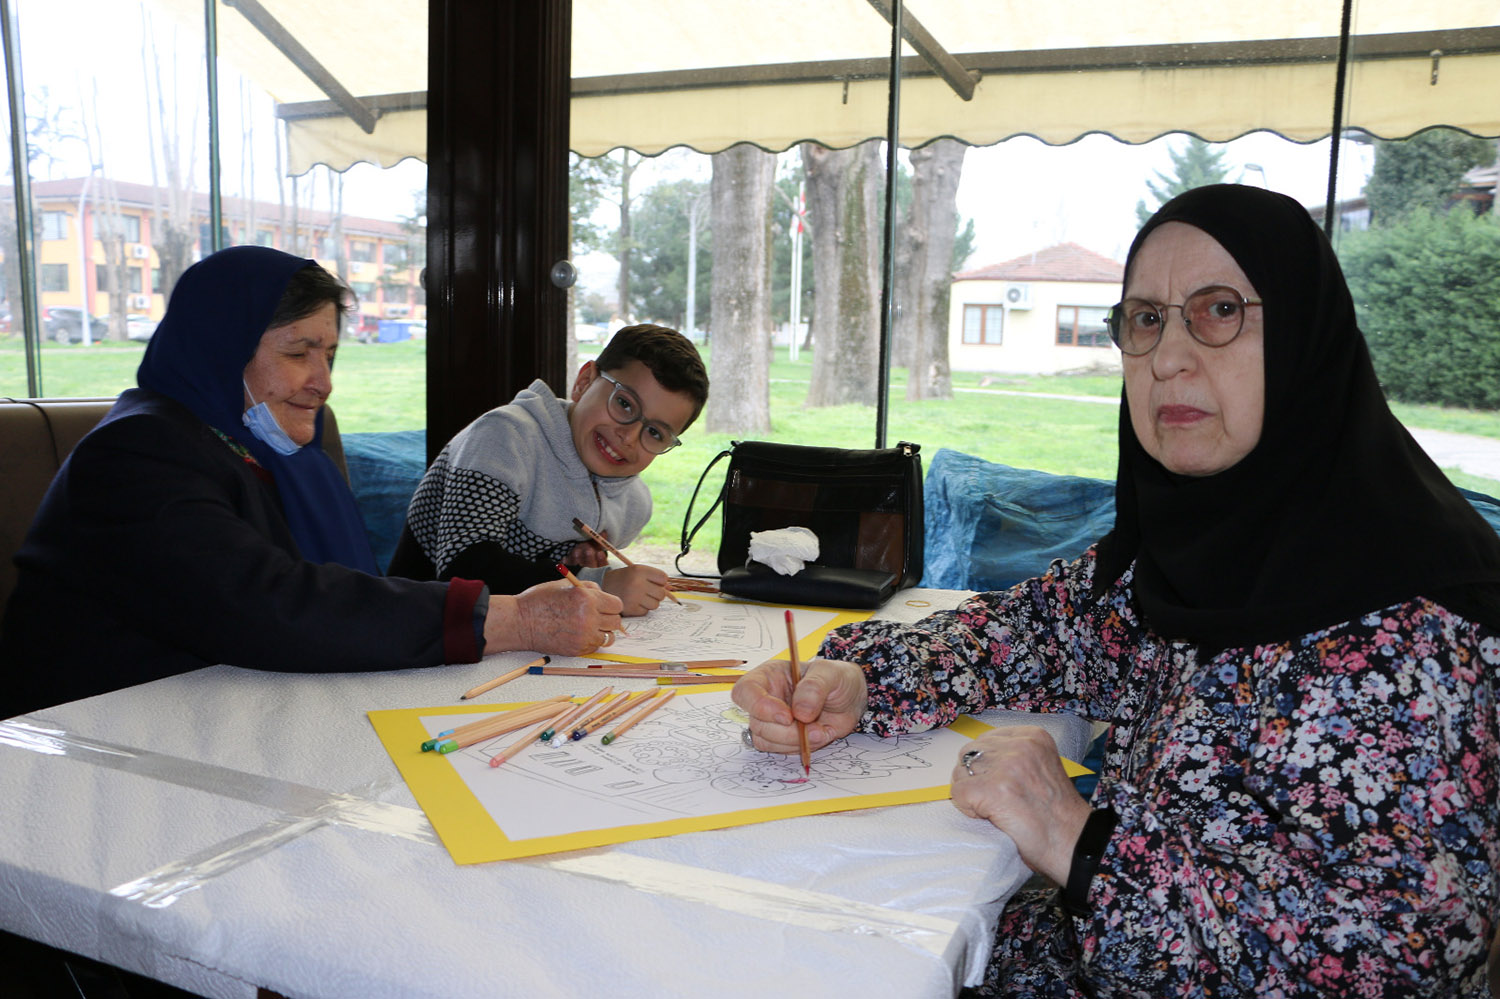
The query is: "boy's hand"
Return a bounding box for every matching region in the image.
[566,539,610,569]
[601,564,670,616]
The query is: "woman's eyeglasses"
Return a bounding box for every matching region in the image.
[1107,285,1263,356]
[596,371,681,454]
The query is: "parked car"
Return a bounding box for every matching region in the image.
[42,306,108,343]
[124,314,156,342]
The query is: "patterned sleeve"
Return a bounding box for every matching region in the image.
[405,445,571,583]
[1072,603,1500,995]
[818,546,1144,735]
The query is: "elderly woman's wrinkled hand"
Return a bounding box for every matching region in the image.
[731,657,867,755]
[950,726,1093,884]
[484,579,624,657]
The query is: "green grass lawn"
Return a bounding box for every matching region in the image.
[5,336,1499,552]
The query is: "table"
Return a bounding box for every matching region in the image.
[0,589,1092,999]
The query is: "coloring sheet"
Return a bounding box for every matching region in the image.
[370,689,993,863]
[602,595,845,664]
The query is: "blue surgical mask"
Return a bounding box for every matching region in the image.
[242,380,303,455]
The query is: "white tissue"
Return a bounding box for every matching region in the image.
[747,526,820,575]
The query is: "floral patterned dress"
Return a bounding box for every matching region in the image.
[819,546,1500,997]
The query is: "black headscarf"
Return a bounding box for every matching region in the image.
[1095,184,1500,649]
[137,245,379,573]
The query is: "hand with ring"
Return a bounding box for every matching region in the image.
[950,728,1094,885]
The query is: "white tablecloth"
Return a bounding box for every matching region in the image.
[0,588,1091,998]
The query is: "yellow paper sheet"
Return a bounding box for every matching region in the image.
[370,690,1090,865]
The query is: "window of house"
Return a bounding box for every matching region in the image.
[121,216,141,243]
[350,281,376,298]
[256,229,275,246]
[40,263,68,292]
[349,240,376,262]
[962,304,1004,345]
[40,212,68,241]
[1056,306,1112,347]
[93,267,140,294]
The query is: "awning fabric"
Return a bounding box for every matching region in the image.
[158,0,1500,173]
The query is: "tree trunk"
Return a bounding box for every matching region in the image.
[904,139,964,400]
[802,140,881,407]
[615,150,637,322]
[704,144,774,435]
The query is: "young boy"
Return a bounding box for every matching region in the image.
[388,324,709,616]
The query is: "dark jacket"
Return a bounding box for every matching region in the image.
[0,389,480,719]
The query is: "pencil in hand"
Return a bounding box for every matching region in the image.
[784,609,811,776]
[570,518,683,606]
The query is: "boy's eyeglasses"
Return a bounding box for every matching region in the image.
[596,372,682,454]
[1106,285,1262,356]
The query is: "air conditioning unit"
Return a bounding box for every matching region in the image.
[129,244,150,259]
[1004,283,1033,310]
[130,295,151,309]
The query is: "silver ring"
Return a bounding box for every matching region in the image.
[961,749,984,776]
[741,728,755,749]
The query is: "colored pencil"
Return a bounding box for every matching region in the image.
[653,674,742,685]
[566,691,630,735]
[489,705,573,768]
[459,655,549,700]
[582,659,746,670]
[528,666,740,680]
[422,694,574,751]
[599,690,676,746]
[785,609,811,776]
[666,577,718,593]
[573,517,683,605]
[571,690,654,739]
[538,687,615,742]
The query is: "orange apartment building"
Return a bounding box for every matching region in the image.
[20,177,424,334]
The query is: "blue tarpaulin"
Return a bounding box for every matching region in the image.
[921,448,1116,591]
[922,448,1500,593]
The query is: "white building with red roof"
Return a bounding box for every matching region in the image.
[948,242,1124,374]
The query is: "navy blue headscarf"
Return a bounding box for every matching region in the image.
[137,245,379,573]
[1096,184,1500,649]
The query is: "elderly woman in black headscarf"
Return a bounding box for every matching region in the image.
[1,245,621,719]
[734,185,1500,994]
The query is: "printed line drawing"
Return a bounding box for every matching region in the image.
[603,598,839,662]
[424,691,971,843]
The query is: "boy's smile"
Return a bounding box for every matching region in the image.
[569,359,696,478]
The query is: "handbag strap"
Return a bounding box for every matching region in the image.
[675,446,733,578]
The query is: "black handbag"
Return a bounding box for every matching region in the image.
[677,440,924,608]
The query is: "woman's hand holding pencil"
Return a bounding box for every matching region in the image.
[730,655,869,761]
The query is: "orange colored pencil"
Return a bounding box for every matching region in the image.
[570,690,654,739]
[447,694,571,739]
[599,690,676,746]
[459,655,549,700]
[538,686,615,742]
[784,609,811,776]
[572,518,683,605]
[489,705,573,768]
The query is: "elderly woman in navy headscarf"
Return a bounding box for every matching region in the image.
[1,246,620,718]
[734,185,1500,995]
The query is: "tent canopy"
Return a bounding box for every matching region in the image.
[164,0,1500,173]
